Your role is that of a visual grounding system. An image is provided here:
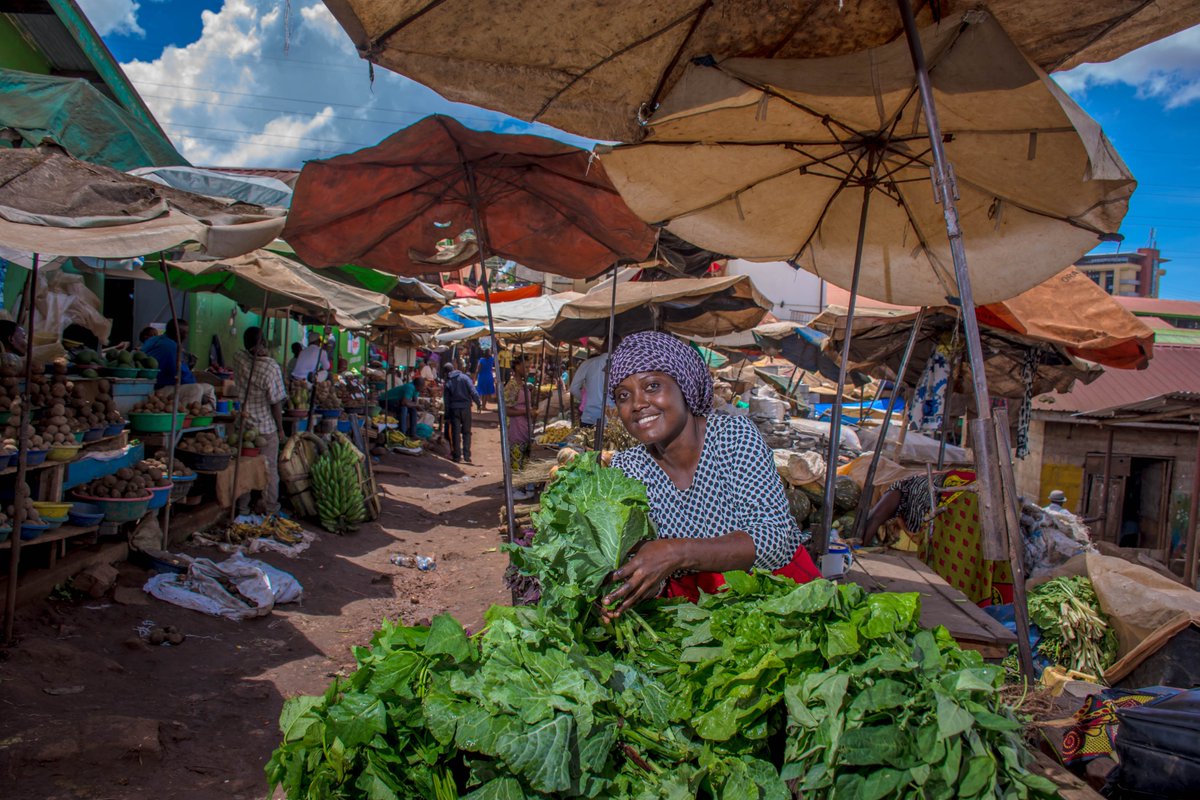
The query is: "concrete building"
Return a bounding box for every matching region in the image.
[1076,248,1167,298]
[725,259,825,323]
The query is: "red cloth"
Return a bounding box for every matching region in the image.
[664,544,822,603]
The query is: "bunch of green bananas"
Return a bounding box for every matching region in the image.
[311,440,366,533]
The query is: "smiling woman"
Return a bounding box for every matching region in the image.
[600,331,820,618]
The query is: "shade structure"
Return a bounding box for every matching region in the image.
[283,115,657,279]
[321,0,1200,142]
[599,10,1136,307]
[544,274,771,342]
[152,250,391,329]
[822,267,1155,371]
[455,292,582,325]
[0,68,185,171]
[0,148,285,259]
[442,282,479,299]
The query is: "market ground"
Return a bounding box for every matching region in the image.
[0,412,513,799]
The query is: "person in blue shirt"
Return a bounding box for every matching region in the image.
[143,319,196,389]
[381,376,424,437]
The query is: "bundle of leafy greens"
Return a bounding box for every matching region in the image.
[1028,575,1118,677]
[267,456,1058,799]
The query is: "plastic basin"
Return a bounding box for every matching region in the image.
[240,447,260,457]
[169,473,197,501]
[0,452,12,471]
[73,430,85,442]
[40,514,68,530]
[189,415,214,427]
[24,449,48,466]
[46,444,81,462]
[104,366,140,379]
[103,422,125,437]
[138,368,159,380]
[146,484,172,510]
[129,412,186,432]
[33,501,73,517]
[71,491,152,523]
[83,426,105,442]
[0,526,9,543]
[68,502,105,527]
[20,522,51,540]
[319,408,341,419]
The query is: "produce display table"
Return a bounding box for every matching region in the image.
[843,551,1017,658]
[211,455,267,508]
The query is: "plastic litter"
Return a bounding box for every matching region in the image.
[390,554,436,571]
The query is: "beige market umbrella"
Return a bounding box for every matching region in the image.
[321,0,1199,141]
[598,11,1135,307]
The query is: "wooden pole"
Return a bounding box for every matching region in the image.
[1184,430,1200,588]
[4,254,39,641]
[594,262,619,452]
[993,408,1036,678]
[160,257,186,548]
[1098,427,1115,540]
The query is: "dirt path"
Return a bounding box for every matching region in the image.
[0,412,512,799]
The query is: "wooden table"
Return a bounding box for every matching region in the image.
[844,551,1017,658]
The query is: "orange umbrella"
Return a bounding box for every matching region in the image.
[441,282,479,299]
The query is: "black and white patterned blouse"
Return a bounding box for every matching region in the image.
[611,413,800,570]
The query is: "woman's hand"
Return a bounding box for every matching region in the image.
[600,538,688,621]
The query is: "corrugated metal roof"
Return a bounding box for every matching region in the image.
[1115,296,1200,319]
[1076,391,1200,426]
[1035,345,1200,414]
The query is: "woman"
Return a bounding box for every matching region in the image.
[601,331,820,618]
[474,347,496,411]
[0,320,27,357]
[504,355,537,500]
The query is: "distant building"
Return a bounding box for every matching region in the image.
[1114,297,1200,347]
[725,259,825,323]
[1077,248,1167,298]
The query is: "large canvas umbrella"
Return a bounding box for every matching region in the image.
[319,0,1199,141]
[283,115,656,280]
[284,115,657,544]
[598,11,1135,307]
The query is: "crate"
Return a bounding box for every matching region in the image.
[64,443,145,491]
[112,379,156,416]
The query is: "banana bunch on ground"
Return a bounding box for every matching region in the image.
[311,439,367,533]
[372,413,399,425]
[384,429,422,450]
[536,420,572,445]
[226,516,305,545]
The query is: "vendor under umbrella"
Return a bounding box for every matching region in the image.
[601,331,820,619]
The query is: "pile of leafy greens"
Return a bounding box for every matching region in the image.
[267,455,1057,799]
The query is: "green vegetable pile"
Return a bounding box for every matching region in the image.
[267,454,1056,799]
[1028,576,1118,677]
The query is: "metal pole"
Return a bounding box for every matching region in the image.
[993,408,1037,678]
[227,290,272,527]
[160,257,186,548]
[463,165,516,545]
[937,333,964,470]
[1098,427,1115,540]
[594,262,619,452]
[851,307,927,540]
[817,175,874,555]
[4,254,39,641]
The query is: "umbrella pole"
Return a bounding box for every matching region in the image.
[594,262,619,452]
[817,180,874,556]
[897,0,1034,679]
[4,254,39,642]
[161,258,186,549]
[227,291,272,527]
[851,307,926,542]
[937,331,964,470]
[461,167,516,546]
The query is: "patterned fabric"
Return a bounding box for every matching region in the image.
[611,413,800,570]
[504,376,533,446]
[510,442,531,473]
[1016,348,1041,459]
[608,330,713,416]
[1061,689,1174,765]
[917,470,1013,606]
[890,473,946,534]
[234,351,286,434]
[906,338,952,434]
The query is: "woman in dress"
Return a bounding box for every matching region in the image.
[474,346,496,411]
[600,331,820,619]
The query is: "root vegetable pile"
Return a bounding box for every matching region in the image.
[268,454,1055,800]
[178,431,232,456]
[77,460,166,499]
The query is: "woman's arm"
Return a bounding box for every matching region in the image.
[601,532,755,620]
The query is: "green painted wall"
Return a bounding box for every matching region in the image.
[187,293,262,371]
[0,17,52,74]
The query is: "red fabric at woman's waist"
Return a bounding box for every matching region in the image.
[664,544,822,603]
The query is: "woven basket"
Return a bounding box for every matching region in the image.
[279,432,327,519]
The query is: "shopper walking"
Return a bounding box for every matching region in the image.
[442,362,481,463]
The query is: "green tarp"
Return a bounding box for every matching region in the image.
[0,67,186,170]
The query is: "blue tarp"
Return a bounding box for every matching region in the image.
[0,68,186,170]
[812,398,904,425]
[438,306,485,328]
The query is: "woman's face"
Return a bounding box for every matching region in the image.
[11,325,27,354]
[613,371,689,446]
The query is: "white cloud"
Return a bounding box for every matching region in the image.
[78,0,144,37]
[121,0,591,168]
[1056,25,1200,109]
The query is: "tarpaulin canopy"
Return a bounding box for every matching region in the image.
[0,148,285,259]
[130,165,292,208]
[544,274,770,341]
[320,0,1199,142]
[374,312,461,334]
[455,292,582,324]
[283,115,657,279]
[821,267,1155,371]
[442,282,478,299]
[435,322,546,344]
[598,11,1136,307]
[150,250,391,329]
[0,68,186,170]
[487,284,542,302]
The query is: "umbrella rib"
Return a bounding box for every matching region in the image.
[533,3,715,122]
[646,0,714,113]
[886,179,958,299]
[370,0,452,49]
[791,146,874,261]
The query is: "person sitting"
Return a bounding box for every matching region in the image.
[291,339,331,383]
[285,342,303,380]
[381,376,424,437]
[600,331,820,617]
[143,320,195,389]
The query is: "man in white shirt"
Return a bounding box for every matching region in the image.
[569,347,613,427]
[291,340,331,382]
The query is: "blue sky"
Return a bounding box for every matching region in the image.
[81,1,1200,300]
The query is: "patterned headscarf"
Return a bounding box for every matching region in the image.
[608,331,713,416]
